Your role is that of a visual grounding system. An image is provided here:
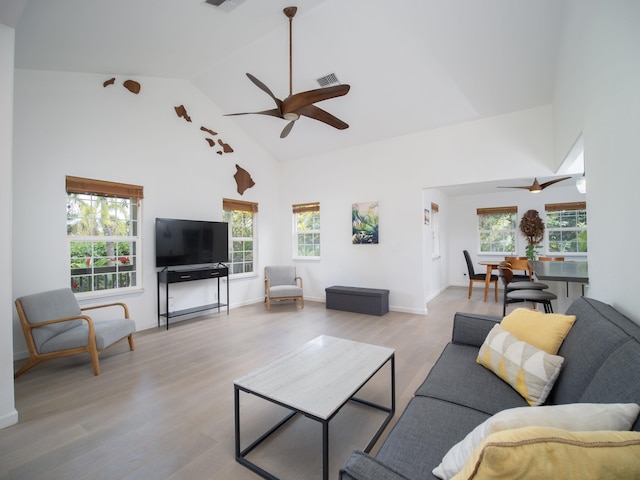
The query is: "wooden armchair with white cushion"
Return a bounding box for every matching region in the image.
[14,288,136,377]
[264,266,304,311]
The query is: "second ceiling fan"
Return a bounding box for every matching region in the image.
[225,6,350,138]
[498,176,572,193]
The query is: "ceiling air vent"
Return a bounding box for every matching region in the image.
[317,73,340,87]
[204,0,245,13]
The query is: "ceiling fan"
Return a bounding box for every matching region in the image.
[498,176,572,193]
[225,6,350,138]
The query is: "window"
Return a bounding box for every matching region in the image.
[293,202,320,259]
[431,202,440,258]
[477,206,517,254]
[546,202,587,254]
[223,198,258,275]
[66,176,143,295]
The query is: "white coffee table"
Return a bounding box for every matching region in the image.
[234,335,396,480]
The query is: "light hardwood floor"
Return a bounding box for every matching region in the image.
[1,286,503,480]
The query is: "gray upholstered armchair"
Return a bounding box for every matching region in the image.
[264,266,304,311]
[14,288,136,377]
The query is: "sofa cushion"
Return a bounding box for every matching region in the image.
[17,288,83,352]
[451,426,640,480]
[415,343,528,415]
[269,284,303,298]
[433,403,640,480]
[40,318,136,353]
[374,396,490,480]
[500,308,575,354]
[477,325,564,406]
[548,297,638,405]
[451,312,500,348]
[577,341,640,431]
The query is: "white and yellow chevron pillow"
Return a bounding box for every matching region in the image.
[477,324,564,406]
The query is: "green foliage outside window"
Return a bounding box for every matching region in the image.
[225,210,255,274]
[296,211,320,257]
[478,213,516,253]
[547,209,588,253]
[67,193,138,293]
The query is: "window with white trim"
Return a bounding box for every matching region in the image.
[477,206,517,254]
[546,202,588,254]
[66,176,142,295]
[223,198,257,275]
[431,202,440,258]
[293,202,320,259]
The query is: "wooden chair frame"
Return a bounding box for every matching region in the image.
[505,258,534,281]
[14,299,135,378]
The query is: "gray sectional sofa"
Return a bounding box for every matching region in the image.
[340,296,640,479]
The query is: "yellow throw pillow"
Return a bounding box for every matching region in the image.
[432,403,640,480]
[477,324,563,406]
[501,308,576,354]
[452,426,640,480]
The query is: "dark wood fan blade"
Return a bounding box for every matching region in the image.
[224,108,283,118]
[539,176,572,189]
[296,104,349,130]
[282,85,350,114]
[498,176,572,191]
[280,121,295,138]
[246,73,283,111]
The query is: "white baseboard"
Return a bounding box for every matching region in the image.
[0,408,19,430]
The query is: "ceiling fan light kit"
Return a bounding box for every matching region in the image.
[224,6,351,138]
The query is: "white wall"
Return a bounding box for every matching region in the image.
[0,23,18,429]
[553,0,640,322]
[280,106,554,314]
[12,69,281,357]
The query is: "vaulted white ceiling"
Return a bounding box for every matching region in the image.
[10,0,566,163]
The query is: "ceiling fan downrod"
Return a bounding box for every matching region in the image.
[284,6,297,97]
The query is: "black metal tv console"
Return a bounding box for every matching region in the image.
[157,265,229,330]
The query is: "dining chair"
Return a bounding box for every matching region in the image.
[498,264,556,315]
[505,258,534,281]
[463,250,497,301]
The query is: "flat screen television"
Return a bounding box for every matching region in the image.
[155,218,229,268]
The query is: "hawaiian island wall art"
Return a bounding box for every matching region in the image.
[352,201,379,244]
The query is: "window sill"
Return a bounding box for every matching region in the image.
[75,286,144,302]
[229,272,259,281]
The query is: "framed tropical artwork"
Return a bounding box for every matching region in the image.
[352,201,379,244]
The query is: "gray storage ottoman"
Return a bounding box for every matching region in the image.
[325,285,389,316]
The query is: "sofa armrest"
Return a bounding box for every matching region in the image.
[340,451,411,480]
[451,312,501,347]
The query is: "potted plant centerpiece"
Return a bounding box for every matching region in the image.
[520,209,545,260]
